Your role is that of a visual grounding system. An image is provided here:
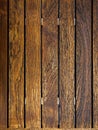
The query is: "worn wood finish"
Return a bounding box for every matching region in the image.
[0,0,7,128]
[1,0,98,129]
[2,128,98,130]
[42,0,58,127]
[9,0,24,128]
[76,0,91,127]
[26,0,41,128]
[60,0,74,127]
[93,0,98,128]
[2,129,98,130]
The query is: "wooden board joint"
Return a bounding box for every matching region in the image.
[25,18,26,26]
[41,18,43,26]
[57,97,60,105]
[41,97,43,105]
[74,18,76,26]
[57,18,60,25]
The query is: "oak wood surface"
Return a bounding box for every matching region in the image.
[0,0,7,128]
[93,0,98,128]
[76,0,91,127]
[60,0,74,127]
[9,0,24,128]
[42,0,58,127]
[26,0,41,128]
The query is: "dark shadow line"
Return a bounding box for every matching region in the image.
[74,0,76,128]
[41,0,43,128]
[7,0,9,128]
[58,0,60,128]
[91,0,93,128]
[41,24,43,128]
[24,0,26,128]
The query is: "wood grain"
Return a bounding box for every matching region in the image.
[42,0,58,127]
[0,0,7,128]
[9,0,24,128]
[93,0,98,128]
[2,128,98,130]
[76,0,91,127]
[60,0,74,128]
[26,0,41,128]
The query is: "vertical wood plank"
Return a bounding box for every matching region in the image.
[0,0,7,128]
[9,0,24,128]
[76,0,91,127]
[26,0,41,128]
[93,0,98,128]
[60,0,74,128]
[42,0,58,127]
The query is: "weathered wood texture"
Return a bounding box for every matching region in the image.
[76,0,91,127]
[26,0,41,128]
[60,0,74,127]
[1,0,98,129]
[0,0,7,128]
[2,128,98,130]
[9,0,24,128]
[93,0,98,128]
[42,0,58,127]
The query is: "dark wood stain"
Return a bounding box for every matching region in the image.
[60,0,74,128]
[76,0,91,127]
[0,0,98,128]
[42,0,58,127]
[0,0,7,128]
[93,0,98,128]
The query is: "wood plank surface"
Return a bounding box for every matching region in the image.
[26,0,41,128]
[93,0,98,128]
[76,0,91,127]
[42,0,58,127]
[60,0,74,127]
[0,0,7,128]
[2,128,98,130]
[9,0,24,128]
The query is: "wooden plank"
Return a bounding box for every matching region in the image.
[42,0,58,127]
[9,0,24,128]
[93,0,98,128]
[0,0,7,128]
[60,0,74,127]
[26,0,41,128]
[2,128,98,130]
[76,0,91,127]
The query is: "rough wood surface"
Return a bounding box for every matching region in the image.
[1,0,98,128]
[76,0,91,127]
[9,0,24,128]
[0,0,7,128]
[60,0,74,127]
[2,128,98,130]
[42,0,58,127]
[26,0,41,128]
[93,0,98,128]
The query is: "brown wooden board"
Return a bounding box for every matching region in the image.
[60,0,75,128]
[9,0,24,128]
[0,0,7,128]
[93,0,98,128]
[2,129,98,130]
[26,0,41,128]
[42,0,58,127]
[2,128,98,130]
[76,0,92,127]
